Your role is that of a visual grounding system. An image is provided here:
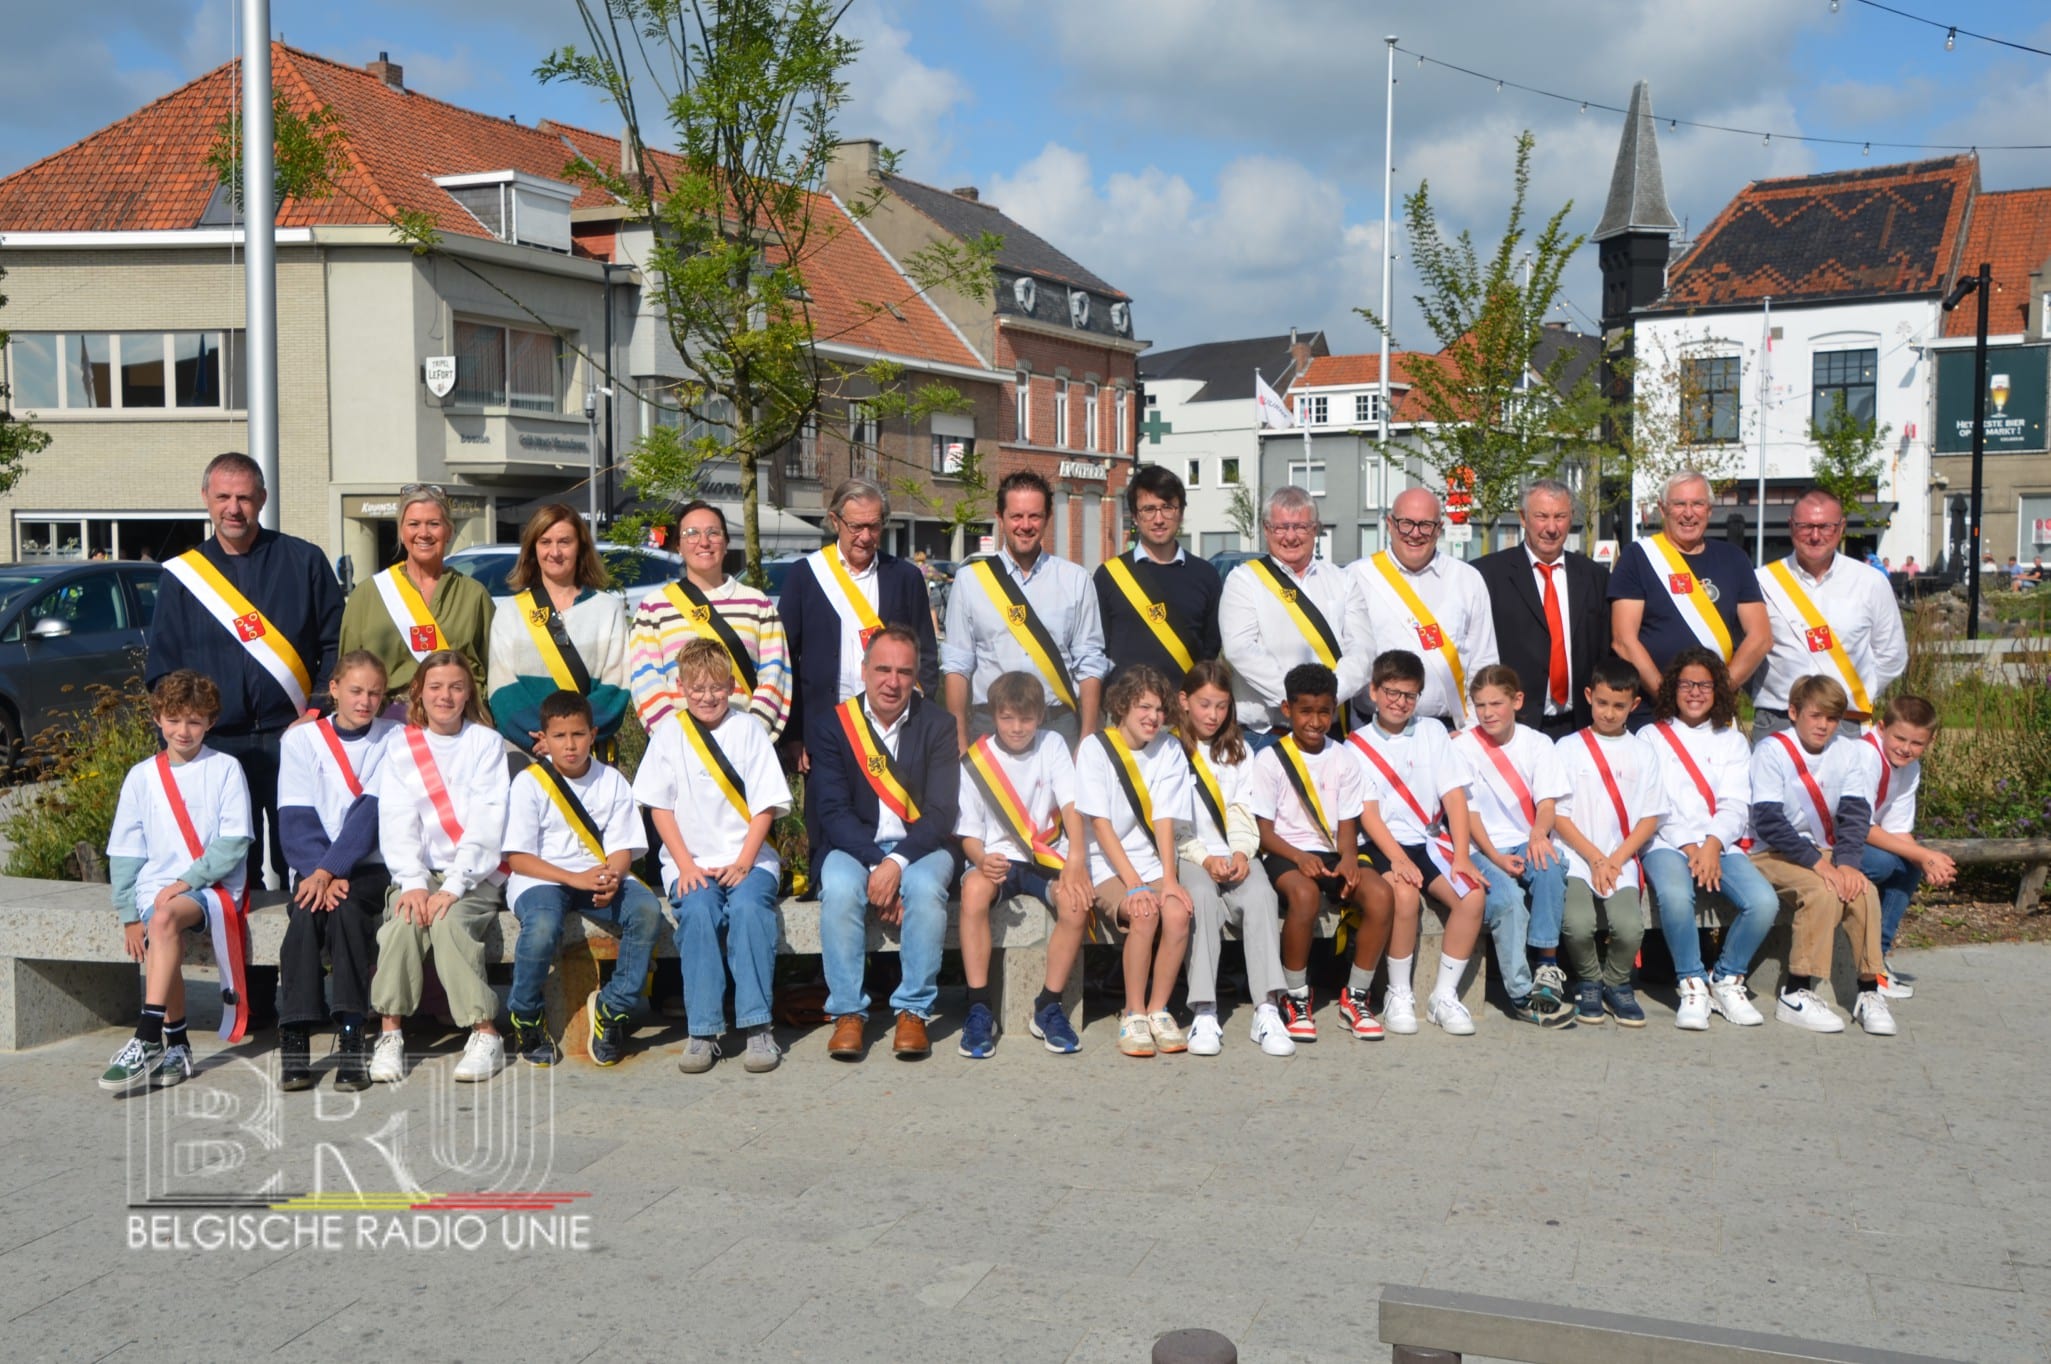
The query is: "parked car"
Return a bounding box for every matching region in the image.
[446,543,685,610]
[1208,549,1261,579]
[0,560,162,763]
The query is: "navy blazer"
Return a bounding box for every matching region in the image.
[778,550,940,743]
[809,693,961,872]
[1472,547,1613,733]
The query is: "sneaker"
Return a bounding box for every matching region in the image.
[1574,981,1606,1025]
[1250,1002,1297,1057]
[99,1037,164,1092]
[452,1031,505,1083]
[677,1035,721,1074]
[1674,978,1711,1032]
[1426,993,1476,1036]
[1603,984,1646,1028]
[1118,1012,1156,1057]
[1530,961,1574,1025]
[279,1027,315,1091]
[368,1029,407,1083]
[1147,1011,1188,1054]
[1708,974,1764,1026]
[334,1022,371,1092]
[155,1044,195,1088]
[742,1025,782,1073]
[1852,989,1898,1036]
[1279,990,1318,1041]
[1187,1013,1223,1056]
[1338,987,1385,1040]
[1505,995,1543,1026]
[1883,956,1916,985]
[1877,972,1914,1001]
[957,1002,999,1059]
[587,992,631,1067]
[509,1011,559,1067]
[1775,987,1846,1034]
[1028,999,1081,1054]
[1383,990,1420,1035]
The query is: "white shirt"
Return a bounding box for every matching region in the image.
[1076,731,1194,883]
[1345,719,1466,846]
[278,717,396,864]
[108,747,251,922]
[954,729,1075,863]
[1754,552,1908,713]
[1554,729,1666,890]
[1643,717,1753,855]
[1218,555,1374,729]
[1251,737,1366,855]
[806,545,881,704]
[376,722,511,895]
[1836,731,1920,836]
[1750,731,1856,850]
[1179,741,1260,862]
[1350,550,1500,725]
[1450,723,1569,851]
[939,548,1110,706]
[860,697,911,849]
[631,710,791,889]
[504,760,647,906]
[1526,549,1573,716]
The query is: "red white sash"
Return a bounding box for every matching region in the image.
[1653,721,1752,851]
[404,726,508,877]
[1347,732,1479,894]
[316,719,365,800]
[1470,729,1536,826]
[1579,730,1644,884]
[155,754,251,1043]
[1863,730,1891,808]
[1770,731,1835,847]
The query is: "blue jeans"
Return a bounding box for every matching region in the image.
[508,879,667,1018]
[818,844,953,1019]
[1861,847,1922,956]
[672,867,781,1038]
[1643,847,1780,981]
[1477,842,1567,1000]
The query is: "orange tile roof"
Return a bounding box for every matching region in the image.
[1290,352,1426,389]
[1941,187,2051,337]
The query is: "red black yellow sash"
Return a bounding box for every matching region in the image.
[962,736,1065,873]
[835,698,920,823]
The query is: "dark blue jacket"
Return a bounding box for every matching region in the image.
[778,551,939,744]
[809,693,960,873]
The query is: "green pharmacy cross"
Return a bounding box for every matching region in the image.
[1139,409,1173,445]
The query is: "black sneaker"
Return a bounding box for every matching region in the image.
[333,1022,371,1092]
[509,1011,559,1067]
[279,1027,315,1091]
[587,992,630,1067]
[1529,962,1576,1025]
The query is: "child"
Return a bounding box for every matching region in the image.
[504,690,668,1068]
[1450,664,1573,1028]
[370,650,512,1084]
[276,651,394,1091]
[1847,694,1956,998]
[1348,651,1486,1037]
[955,670,1093,1056]
[1077,666,1196,1058]
[1177,660,1294,1057]
[1643,648,1779,1031]
[1252,662,1389,1042]
[1552,657,1665,1026]
[100,671,252,1091]
[1749,674,1894,1035]
[632,638,791,1075]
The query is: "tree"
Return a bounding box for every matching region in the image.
[1226,481,1257,546]
[0,265,51,496]
[1359,132,1611,550]
[1809,392,1890,529]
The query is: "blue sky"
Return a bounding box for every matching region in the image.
[8,1,2051,353]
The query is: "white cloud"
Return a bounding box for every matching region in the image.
[841,9,972,172]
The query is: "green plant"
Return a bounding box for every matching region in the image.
[1895,604,2051,848]
[2,684,157,880]
[1808,392,1890,530]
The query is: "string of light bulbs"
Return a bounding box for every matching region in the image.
[1838,0,2051,60]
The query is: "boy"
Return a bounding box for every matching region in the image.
[1749,674,1894,1035]
[1251,663,1386,1042]
[1847,694,1956,998]
[1347,651,1487,1037]
[956,671,1094,1055]
[1552,658,1666,1026]
[100,671,252,1091]
[632,639,792,1074]
[505,691,668,1068]
[1451,664,1574,1028]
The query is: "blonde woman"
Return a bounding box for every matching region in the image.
[340,484,495,707]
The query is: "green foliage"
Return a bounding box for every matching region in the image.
[1895,606,2051,845]
[0,264,51,495]
[2,684,157,881]
[203,94,348,212]
[1227,482,1257,543]
[1808,392,1891,529]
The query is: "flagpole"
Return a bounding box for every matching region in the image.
[1253,367,1265,550]
[1377,33,1399,551]
[1755,294,1772,565]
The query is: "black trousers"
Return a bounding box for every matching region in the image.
[207,726,286,889]
[277,867,391,1026]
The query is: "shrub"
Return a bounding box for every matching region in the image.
[2,683,157,880]
[1897,604,2051,846]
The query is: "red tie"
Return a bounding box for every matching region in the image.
[1537,561,1569,706]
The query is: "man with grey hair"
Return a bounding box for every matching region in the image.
[1610,469,1771,702]
[1218,485,1373,735]
[1475,478,1612,739]
[1351,486,1498,728]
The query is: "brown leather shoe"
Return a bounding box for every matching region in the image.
[827,1014,866,1060]
[892,1011,931,1058]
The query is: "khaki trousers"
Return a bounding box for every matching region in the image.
[370,875,503,1027]
[1751,852,1883,980]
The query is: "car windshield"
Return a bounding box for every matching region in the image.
[0,573,48,617]
[760,560,795,596]
[601,548,674,590]
[446,551,518,597]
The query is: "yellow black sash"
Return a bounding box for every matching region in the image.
[664,578,757,691]
[1188,744,1229,841]
[836,698,919,822]
[520,589,592,694]
[679,711,750,821]
[1276,735,1335,848]
[971,560,1078,708]
[1099,729,1156,830]
[1103,555,1194,673]
[1248,556,1340,667]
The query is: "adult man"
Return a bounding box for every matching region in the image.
[942,470,1109,748]
[148,452,344,885]
[1218,486,1374,736]
[1351,488,1498,728]
[1092,465,1221,690]
[1752,488,1907,741]
[1609,469,1771,706]
[810,627,961,1060]
[1475,479,1612,739]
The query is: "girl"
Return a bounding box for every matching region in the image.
[368,650,512,1084]
[1176,660,1294,1057]
[487,503,631,751]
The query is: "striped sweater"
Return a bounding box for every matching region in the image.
[628,575,791,741]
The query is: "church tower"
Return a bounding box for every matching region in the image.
[1595,80,1679,329]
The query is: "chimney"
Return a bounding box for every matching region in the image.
[367,51,404,91]
[952,186,980,202]
[1289,328,1312,378]
[832,139,882,181]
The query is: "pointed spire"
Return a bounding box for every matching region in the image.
[1593,80,1679,242]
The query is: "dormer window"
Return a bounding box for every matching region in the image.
[433,171,578,254]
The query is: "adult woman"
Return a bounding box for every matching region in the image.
[627,500,790,740]
[340,484,494,711]
[486,504,631,749]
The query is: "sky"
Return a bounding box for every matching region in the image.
[6,0,2051,357]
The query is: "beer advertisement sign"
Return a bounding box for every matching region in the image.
[1935,343,2048,453]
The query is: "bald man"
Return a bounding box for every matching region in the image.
[1349,488,1498,728]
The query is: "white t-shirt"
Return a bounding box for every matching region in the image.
[1345,720,1466,846]
[278,717,396,865]
[1833,731,1920,836]
[1554,729,1667,890]
[1643,718,1753,855]
[631,711,791,889]
[108,747,251,922]
[504,760,648,906]
[1750,731,1857,851]
[376,722,511,895]
[1251,737,1364,855]
[1450,724,1568,851]
[954,730,1075,864]
[1076,731,1194,883]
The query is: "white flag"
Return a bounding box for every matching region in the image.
[1254,372,1297,430]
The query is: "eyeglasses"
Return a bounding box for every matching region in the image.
[399,482,447,498]
[678,526,728,543]
[1265,520,1319,536]
[1133,503,1181,520]
[683,682,732,700]
[1676,679,1717,693]
[1375,686,1421,705]
[1790,520,1844,536]
[838,519,884,536]
[1388,517,1441,537]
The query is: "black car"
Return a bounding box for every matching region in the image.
[0,560,162,761]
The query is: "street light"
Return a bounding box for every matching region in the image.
[584,383,615,531]
[1941,261,1991,640]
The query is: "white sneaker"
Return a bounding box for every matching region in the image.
[1383,991,1420,1035]
[1708,975,1764,1026]
[1883,956,1916,984]
[1877,972,1914,1001]
[1674,977,1711,1031]
[1852,990,1898,1036]
[452,1031,505,1082]
[369,1030,408,1083]
[1188,1013,1224,1057]
[1249,1003,1296,1057]
[1425,993,1475,1036]
[1775,987,1845,1034]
